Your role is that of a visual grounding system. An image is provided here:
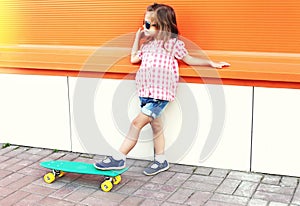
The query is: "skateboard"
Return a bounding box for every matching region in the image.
[40,160,128,192]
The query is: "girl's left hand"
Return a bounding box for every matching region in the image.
[211,61,230,69]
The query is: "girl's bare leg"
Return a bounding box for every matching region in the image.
[143,117,169,176]
[150,117,165,155]
[119,112,152,155]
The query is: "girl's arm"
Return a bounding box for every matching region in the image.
[131,28,143,64]
[182,54,230,69]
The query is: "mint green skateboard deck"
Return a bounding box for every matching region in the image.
[40,160,128,192]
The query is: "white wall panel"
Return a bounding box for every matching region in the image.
[0,74,71,150]
[69,77,162,159]
[178,84,252,171]
[252,87,300,176]
[69,77,252,171]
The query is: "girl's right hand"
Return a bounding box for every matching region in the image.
[135,28,144,39]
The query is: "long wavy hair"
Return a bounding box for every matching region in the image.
[146,3,162,12]
[144,3,179,50]
[154,5,179,41]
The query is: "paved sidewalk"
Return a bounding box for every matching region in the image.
[1,145,300,206]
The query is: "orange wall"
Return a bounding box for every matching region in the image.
[0,0,300,53]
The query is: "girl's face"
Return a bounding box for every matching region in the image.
[143,12,157,37]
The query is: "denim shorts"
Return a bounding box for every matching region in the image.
[139,97,169,119]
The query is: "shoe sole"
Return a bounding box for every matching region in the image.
[143,164,170,176]
[93,163,126,171]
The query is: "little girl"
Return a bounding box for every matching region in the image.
[94,3,229,175]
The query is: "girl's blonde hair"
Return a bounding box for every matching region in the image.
[143,3,179,51]
[153,4,179,42]
[146,3,162,12]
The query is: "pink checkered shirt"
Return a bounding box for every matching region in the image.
[136,38,188,101]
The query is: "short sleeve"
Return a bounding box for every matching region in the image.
[174,40,188,59]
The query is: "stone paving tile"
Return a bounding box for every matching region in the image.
[0,157,23,170]
[215,179,241,194]
[150,171,176,184]
[7,175,39,190]
[125,166,153,181]
[2,145,300,206]
[234,181,258,197]
[37,196,76,206]
[64,186,95,203]
[35,148,54,157]
[143,182,177,194]
[204,200,244,206]
[210,168,230,178]
[247,198,268,206]
[81,196,119,206]
[262,175,281,185]
[253,191,292,203]
[268,202,289,206]
[19,167,47,179]
[49,183,82,199]
[161,202,184,206]
[0,172,25,187]
[120,196,146,206]
[165,172,191,187]
[169,164,196,174]
[72,176,101,189]
[39,151,68,162]
[167,188,194,204]
[91,190,128,203]
[17,152,44,162]
[0,186,15,198]
[26,147,44,155]
[281,176,298,187]
[14,194,44,206]
[189,174,224,186]
[0,145,19,155]
[182,180,219,192]
[33,178,67,190]
[227,171,263,182]
[132,159,151,167]
[0,155,11,164]
[133,188,170,201]
[257,183,295,195]
[0,190,30,206]
[194,167,213,176]
[117,179,145,195]
[22,182,58,196]
[140,199,163,206]
[3,147,29,157]
[210,193,249,205]
[0,168,12,178]
[59,153,81,161]
[7,159,35,172]
[185,191,212,205]
[291,183,300,205]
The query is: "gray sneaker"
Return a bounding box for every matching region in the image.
[94,156,126,170]
[143,160,169,176]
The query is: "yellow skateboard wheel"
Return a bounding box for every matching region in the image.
[44,172,55,184]
[113,175,122,185]
[101,180,113,192]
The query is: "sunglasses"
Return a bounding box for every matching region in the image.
[144,20,157,29]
